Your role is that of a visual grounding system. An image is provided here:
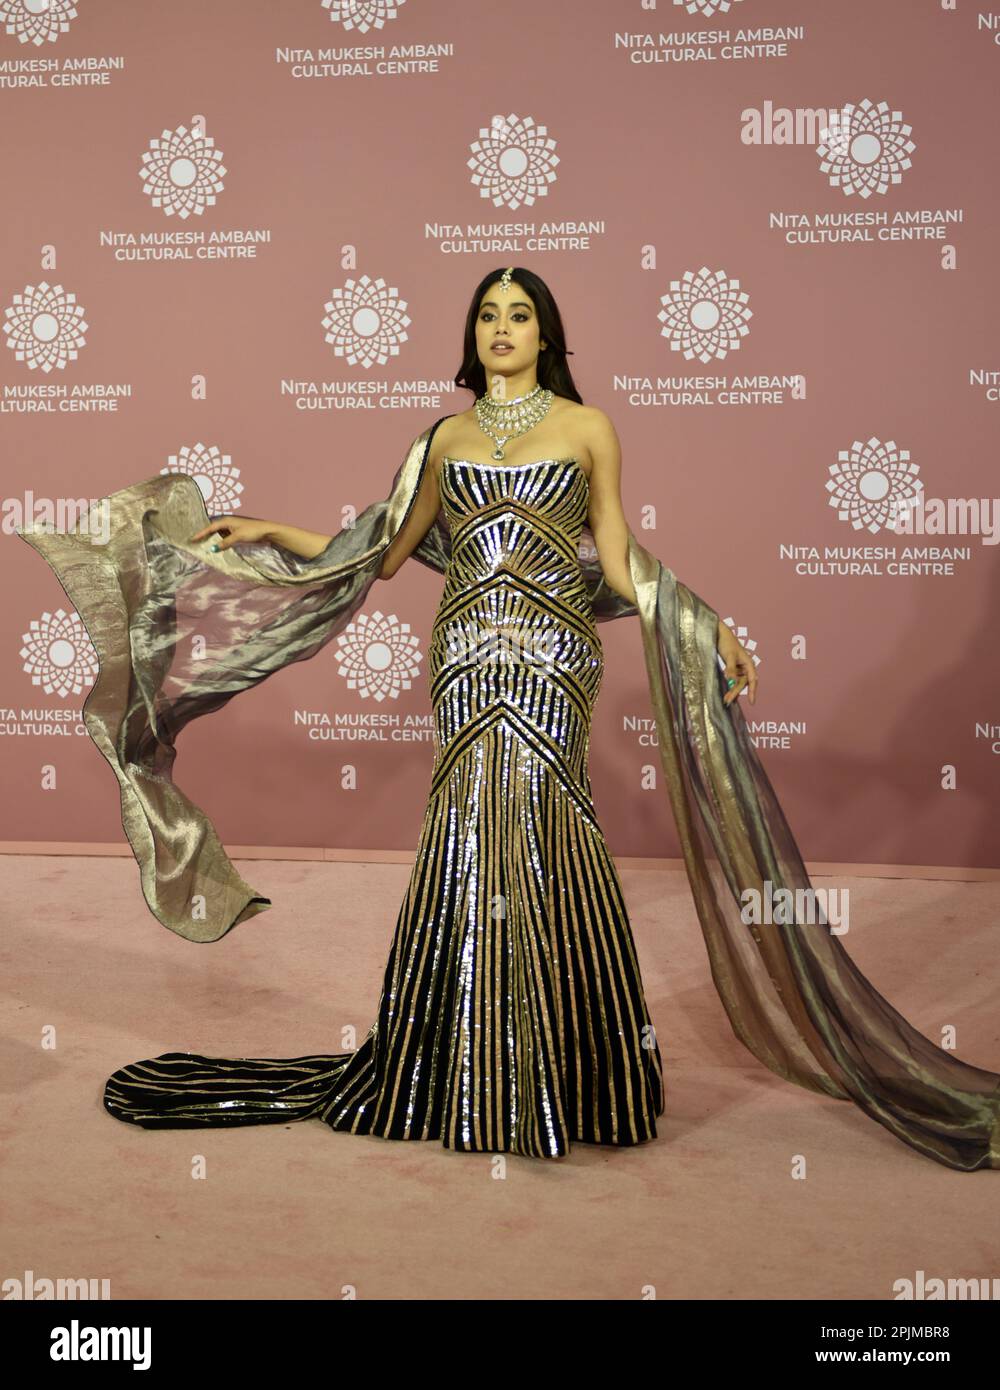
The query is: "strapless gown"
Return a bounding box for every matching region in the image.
[102,457,666,1158]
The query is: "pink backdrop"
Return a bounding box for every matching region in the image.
[2,0,997,871]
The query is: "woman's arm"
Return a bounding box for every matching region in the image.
[262,521,333,558]
[584,407,757,706]
[585,407,637,606]
[377,454,442,580]
[189,514,333,558]
[189,446,442,570]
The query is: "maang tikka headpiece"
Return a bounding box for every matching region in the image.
[475,265,552,460]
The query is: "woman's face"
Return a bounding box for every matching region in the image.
[475,280,547,386]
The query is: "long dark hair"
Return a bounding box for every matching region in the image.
[454,267,583,404]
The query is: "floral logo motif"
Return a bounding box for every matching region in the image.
[160,444,245,512]
[322,275,411,368]
[20,608,98,699]
[826,438,923,534]
[817,99,916,199]
[673,0,743,15]
[335,610,422,702]
[321,0,406,32]
[0,0,77,45]
[468,113,559,211]
[658,268,752,364]
[139,122,227,219]
[4,281,88,372]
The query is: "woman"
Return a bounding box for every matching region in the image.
[16,268,1000,1170]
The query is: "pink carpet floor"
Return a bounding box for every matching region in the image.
[1,854,997,1300]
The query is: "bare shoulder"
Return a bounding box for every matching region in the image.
[424,408,469,483]
[426,407,470,448]
[566,403,621,472]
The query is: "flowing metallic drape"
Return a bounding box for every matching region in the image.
[16,416,1000,1171]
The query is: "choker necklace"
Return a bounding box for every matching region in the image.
[475,384,554,461]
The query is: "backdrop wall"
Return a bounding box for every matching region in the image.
[2,0,997,871]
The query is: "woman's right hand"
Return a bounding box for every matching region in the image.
[717,619,758,707]
[190,516,273,551]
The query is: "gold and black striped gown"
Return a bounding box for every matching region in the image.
[103,456,666,1158]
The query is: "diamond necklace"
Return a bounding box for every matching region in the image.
[475,385,554,461]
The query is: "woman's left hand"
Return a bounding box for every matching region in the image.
[717,619,758,706]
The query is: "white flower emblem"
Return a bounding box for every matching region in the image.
[20,608,98,699]
[0,0,78,45]
[322,276,410,368]
[468,113,559,211]
[673,0,743,15]
[335,610,422,702]
[140,123,227,219]
[817,99,915,199]
[161,444,245,512]
[658,268,752,363]
[321,0,406,32]
[4,281,88,372]
[826,438,923,534]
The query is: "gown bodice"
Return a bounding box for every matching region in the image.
[436,456,595,625]
[427,453,606,825]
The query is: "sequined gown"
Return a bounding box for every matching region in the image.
[103,456,665,1158]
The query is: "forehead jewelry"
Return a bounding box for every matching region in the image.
[499,266,514,292]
